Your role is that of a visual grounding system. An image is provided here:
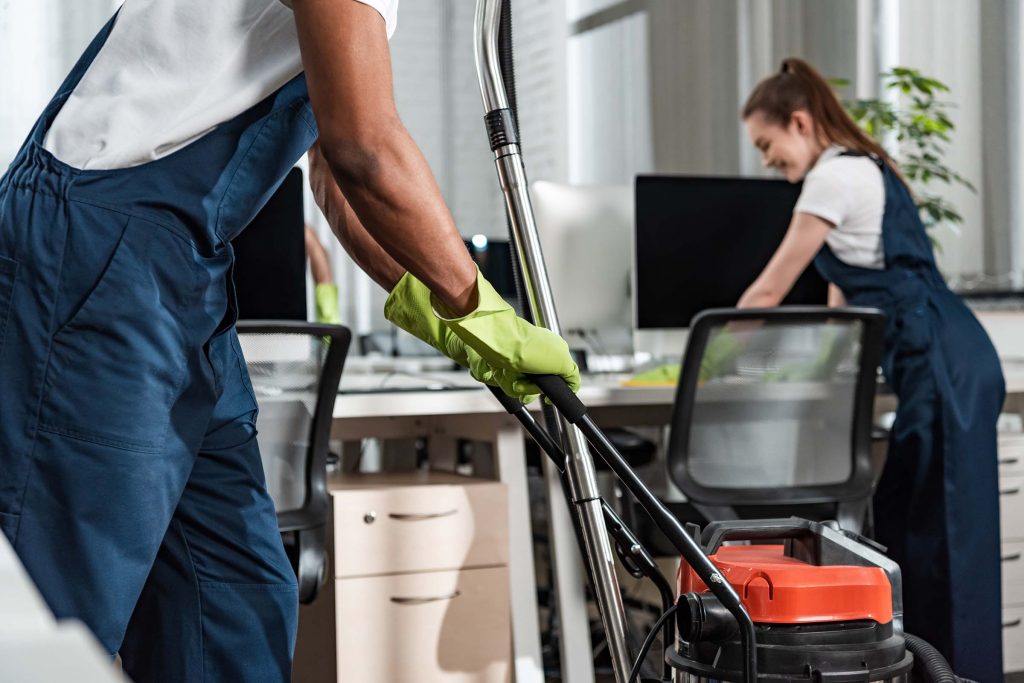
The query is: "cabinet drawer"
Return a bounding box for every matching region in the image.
[1005,605,1024,673]
[1001,476,1024,541]
[1003,542,1024,605]
[1000,434,1024,475]
[333,481,508,577]
[336,566,511,683]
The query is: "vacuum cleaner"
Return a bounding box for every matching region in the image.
[486,376,970,683]
[472,2,976,681]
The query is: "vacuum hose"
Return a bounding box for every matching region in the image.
[497,0,519,126]
[495,0,530,324]
[904,633,973,683]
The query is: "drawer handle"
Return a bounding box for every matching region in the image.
[390,590,461,605]
[1000,488,1020,496]
[1004,618,1022,629]
[388,509,458,521]
[1003,552,1022,562]
[1000,457,1020,466]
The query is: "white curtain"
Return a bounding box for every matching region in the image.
[0,1,117,167]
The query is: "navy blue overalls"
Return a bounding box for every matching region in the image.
[814,155,1005,682]
[0,13,318,682]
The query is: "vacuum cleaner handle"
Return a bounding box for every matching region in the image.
[702,518,828,554]
[486,384,524,414]
[503,374,759,683]
[527,373,587,423]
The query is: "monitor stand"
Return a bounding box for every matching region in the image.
[632,328,689,366]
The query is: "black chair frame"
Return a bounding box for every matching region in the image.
[236,320,351,603]
[668,306,885,511]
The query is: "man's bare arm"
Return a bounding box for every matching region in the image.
[307,143,404,291]
[292,0,477,314]
[304,224,335,285]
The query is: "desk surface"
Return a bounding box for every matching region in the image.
[335,371,675,419]
[0,535,126,683]
[335,361,1024,420]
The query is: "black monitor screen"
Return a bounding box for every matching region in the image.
[464,237,520,308]
[233,168,307,321]
[634,175,828,328]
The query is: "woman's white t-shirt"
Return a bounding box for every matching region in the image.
[43,0,398,171]
[793,146,886,269]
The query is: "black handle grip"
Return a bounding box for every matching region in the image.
[527,374,586,423]
[487,385,523,414]
[704,525,819,555]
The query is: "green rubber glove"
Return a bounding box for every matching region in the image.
[763,326,849,382]
[384,272,472,367]
[698,329,743,383]
[385,272,507,394]
[314,283,342,324]
[432,270,580,403]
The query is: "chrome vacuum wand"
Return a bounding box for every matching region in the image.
[473,1,632,680]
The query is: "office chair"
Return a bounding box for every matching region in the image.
[666,306,886,536]
[236,321,351,604]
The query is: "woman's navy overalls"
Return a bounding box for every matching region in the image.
[814,155,1005,682]
[0,14,318,682]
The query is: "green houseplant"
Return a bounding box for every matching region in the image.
[837,67,974,249]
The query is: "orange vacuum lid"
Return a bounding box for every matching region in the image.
[678,545,893,624]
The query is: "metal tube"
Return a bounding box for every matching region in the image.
[475,0,509,111]
[577,415,758,683]
[474,2,634,681]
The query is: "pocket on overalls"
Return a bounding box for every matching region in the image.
[0,255,17,361]
[889,298,932,356]
[38,213,196,453]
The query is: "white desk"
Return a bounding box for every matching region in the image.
[0,533,127,683]
[332,373,673,683]
[332,362,1024,683]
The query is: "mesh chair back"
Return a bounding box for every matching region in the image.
[668,307,884,508]
[236,323,350,527]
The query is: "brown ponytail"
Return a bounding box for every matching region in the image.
[743,58,907,186]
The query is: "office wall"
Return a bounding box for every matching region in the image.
[0,1,115,166]
[565,0,1019,279]
[569,0,859,180]
[894,0,984,274]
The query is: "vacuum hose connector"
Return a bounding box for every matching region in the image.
[678,592,740,643]
[904,633,966,683]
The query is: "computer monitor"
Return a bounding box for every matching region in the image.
[634,174,827,327]
[232,167,307,321]
[464,236,521,310]
[530,181,633,353]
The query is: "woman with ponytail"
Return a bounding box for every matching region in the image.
[739,58,1004,682]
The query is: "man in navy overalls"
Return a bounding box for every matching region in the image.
[0,2,577,680]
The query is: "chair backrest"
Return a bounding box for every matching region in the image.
[235,322,350,532]
[667,307,884,518]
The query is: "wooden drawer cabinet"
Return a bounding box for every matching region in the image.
[294,471,512,683]
[1000,434,1024,476]
[1001,475,1024,541]
[336,567,511,683]
[333,477,508,577]
[1004,542,1024,606]
[1005,606,1024,674]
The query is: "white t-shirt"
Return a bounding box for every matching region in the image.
[794,146,886,269]
[43,0,398,171]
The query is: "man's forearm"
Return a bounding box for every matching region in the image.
[316,126,477,315]
[308,144,405,291]
[304,225,335,285]
[293,0,477,315]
